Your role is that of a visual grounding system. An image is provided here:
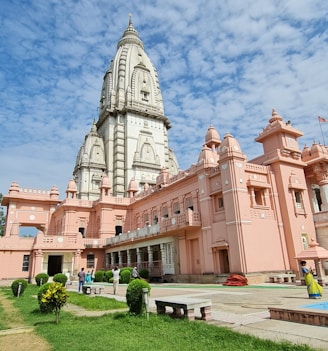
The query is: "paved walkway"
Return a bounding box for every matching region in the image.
[67,282,328,351]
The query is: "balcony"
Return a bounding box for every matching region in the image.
[33,233,84,249]
[107,223,161,246]
[83,238,107,248]
[161,211,201,230]
[106,211,201,246]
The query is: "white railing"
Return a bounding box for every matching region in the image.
[106,223,160,245]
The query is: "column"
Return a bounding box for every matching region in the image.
[74,250,82,275]
[160,243,166,275]
[118,251,122,266]
[315,260,325,286]
[110,252,115,268]
[148,246,153,274]
[32,249,43,279]
[311,188,320,212]
[136,247,141,267]
[127,249,131,266]
[319,180,328,211]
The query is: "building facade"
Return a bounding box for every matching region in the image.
[1,19,328,284]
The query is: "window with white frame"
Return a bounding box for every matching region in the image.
[294,191,303,209]
[87,254,94,269]
[22,255,30,272]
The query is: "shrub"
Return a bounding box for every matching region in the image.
[53,273,68,286]
[35,273,49,286]
[105,270,113,283]
[139,268,149,280]
[41,282,69,324]
[38,283,53,313]
[11,279,28,297]
[94,270,105,282]
[120,269,131,284]
[126,279,151,315]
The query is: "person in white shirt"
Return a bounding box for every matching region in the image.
[112,266,120,295]
[132,267,139,279]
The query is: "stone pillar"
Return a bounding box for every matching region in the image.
[148,246,153,274]
[118,251,122,266]
[249,187,255,207]
[311,187,320,212]
[136,247,141,267]
[110,252,115,268]
[127,249,131,266]
[314,259,325,286]
[192,190,199,213]
[160,243,166,275]
[299,261,306,286]
[319,181,328,211]
[32,249,43,279]
[74,250,82,275]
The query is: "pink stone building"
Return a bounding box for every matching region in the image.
[1,19,328,284]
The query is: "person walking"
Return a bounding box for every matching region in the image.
[78,267,86,293]
[132,266,140,279]
[112,266,120,295]
[85,271,91,283]
[301,260,323,299]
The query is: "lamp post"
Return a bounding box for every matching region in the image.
[142,288,149,320]
[17,282,22,297]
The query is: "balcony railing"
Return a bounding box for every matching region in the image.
[33,233,84,249]
[106,223,160,246]
[106,211,201,246]
[83,238,107,248]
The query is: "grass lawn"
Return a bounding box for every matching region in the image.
[0,284,317,351]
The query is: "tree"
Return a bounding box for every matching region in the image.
[0,194,5,237]
[41,282,69,324]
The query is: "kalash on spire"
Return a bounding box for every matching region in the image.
[73,16,179,199]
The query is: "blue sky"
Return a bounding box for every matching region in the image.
[0,0,328,198]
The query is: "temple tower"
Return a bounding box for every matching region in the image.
[74,17,179,199]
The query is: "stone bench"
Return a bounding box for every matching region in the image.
[155,297,212,321]
[269,274,296,283]
[82,285,105,295]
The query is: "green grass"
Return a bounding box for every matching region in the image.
[0,303,8,330]
[0,285,317,351]
[67,291,127,310]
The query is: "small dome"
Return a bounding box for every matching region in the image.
[90,121,97,134]
[301,145,311,160]
[197,144,218,167]
[117,15,144,50]
[127,178,138,192]
[205,125,221,148]
[9,181,20,193]
[100,175,111,189]
[50,185,59,196]
[310,142,326,157]
[219,133,242,154]
[66,179,77,193]
[269,109,283,123]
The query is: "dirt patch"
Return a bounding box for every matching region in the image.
[0,292,51,351]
